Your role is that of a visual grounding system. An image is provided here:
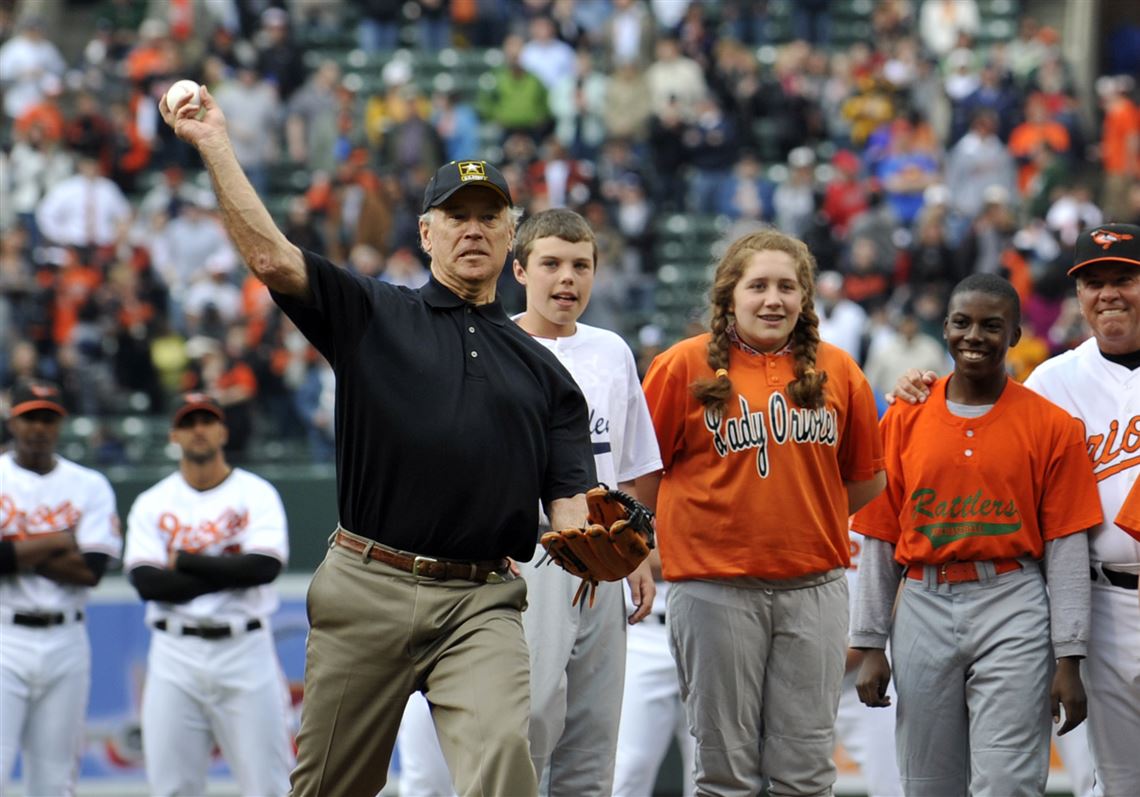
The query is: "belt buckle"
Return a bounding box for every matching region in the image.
[939,562,950,582]
[412,555,438,577]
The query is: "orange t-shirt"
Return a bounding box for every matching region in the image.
[852,376,1102,565]
[643,335,884,581]
[1102,97,1140,176]
[1115,477,1140,541]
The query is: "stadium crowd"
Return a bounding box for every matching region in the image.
[1,0,1138,463]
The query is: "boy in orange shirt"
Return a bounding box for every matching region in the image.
[852,273,1101,795]
[641,229,885,795]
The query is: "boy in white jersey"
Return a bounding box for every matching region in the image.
[396,209,661,796]
[1,379,120,795]
[124,393,293,796]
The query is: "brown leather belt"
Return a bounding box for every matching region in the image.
[906,558,1022,584]
[334,530,507,583]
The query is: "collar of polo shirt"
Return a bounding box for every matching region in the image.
[422,277,510,325]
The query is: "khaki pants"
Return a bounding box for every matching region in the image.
[667,572,848,797]
[289,532,537,797]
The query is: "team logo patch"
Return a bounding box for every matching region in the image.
[458,161,487,182]
[1090,229,1135,250]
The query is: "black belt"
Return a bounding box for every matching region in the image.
[153,619,262,639]
[11,609,84,627]
[1091,565,1139,590]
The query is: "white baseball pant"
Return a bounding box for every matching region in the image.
[835,669,903,796]
[396,691,456,797]
[0,620,89,796]
[613,613,695,797]
[141,623,294,796]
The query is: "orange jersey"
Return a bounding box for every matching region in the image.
[1116,478,1140,541]
[643,335,884,581]
[852,376,1102,565]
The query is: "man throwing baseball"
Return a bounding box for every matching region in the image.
[159,84,596,796]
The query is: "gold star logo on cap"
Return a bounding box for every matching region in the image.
[458,161,487,181]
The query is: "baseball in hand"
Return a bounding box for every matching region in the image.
[165,79,202,114]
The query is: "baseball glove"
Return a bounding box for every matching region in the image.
[538,484,655,607]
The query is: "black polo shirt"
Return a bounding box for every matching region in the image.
[271,250,596,561]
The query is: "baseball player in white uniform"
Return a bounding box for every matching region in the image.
[894,223,1140,794]
[612,576,696,797]
[836,530,903,797]
[395,209,660,796]
[1,379,120,796]
[123,393,294,796]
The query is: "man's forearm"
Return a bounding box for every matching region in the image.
[197,137,307,296]
[35,550,98,586]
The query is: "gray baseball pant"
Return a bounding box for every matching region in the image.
[520,548,626,797]
[891,563,1052,796]
[667,571,848,797]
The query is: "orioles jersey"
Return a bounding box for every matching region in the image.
[1116,477,1140,540]
[1024,338,1140,568]
[642,335,884,581]
[0,452,120,613]
[852,376,1102,564]
[124,468,288,626]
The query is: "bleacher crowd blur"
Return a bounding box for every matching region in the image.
[1,0,1138,468]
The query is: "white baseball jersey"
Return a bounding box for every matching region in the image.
[124,468,288,625]
[1024,338,1140,570]
[522,321,663,489]
[0,452,120,612]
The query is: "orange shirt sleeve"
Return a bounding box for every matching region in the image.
[835,355,885,483]
[1113,477,1140,541]
[642,342,695,471]
[1038,413,1103,541]
[851,404,905,545]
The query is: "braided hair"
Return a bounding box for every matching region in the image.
[690,229,828,414]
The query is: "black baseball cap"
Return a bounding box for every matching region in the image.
[9,379,67,418]
[1069,222,1140,276]
[422,160,513,213]
[172,392,225,426]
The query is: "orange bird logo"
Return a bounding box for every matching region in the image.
[1091,229,1135,250]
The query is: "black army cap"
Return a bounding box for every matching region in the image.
[422,160,513,213]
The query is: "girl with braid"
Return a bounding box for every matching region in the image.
[640,229,886,796]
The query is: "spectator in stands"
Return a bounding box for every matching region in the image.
[431,88,481,164]
[15,73,65,145]
[1009,92,1071,198]
[875,118,940,227]
[943,47,981,107]
[477,33,552,143]
[601,0,655,69]
[816,270,867,362]
[379,246,430,289]
[286,60,342,175]
[648,95,687,212]
[773,146,818,240]
[908,212,962,296]
[646,35,707,121]
[602,61,653,144]
[35,155,132,252]
[212,62,282,196]
[918,0,979,57]
[520,16,577,91]
[1096,75,1140,221]
[255,7,307,103]
[294,358,336,462]
[792,0,831,46]
[959,185,1019,277]
[1007,16,1048,86]
[945,110,1017,230]
[149,190,237,325]
[1046,184,1104,248]
[861,304,947,398]
[414,0,450,50]
[720,150,776,222]
[952,59,1018,143]
[842,235,893,311]
[8,117,74,249]
[379,85,445,184]
[0,15,66,121]
[183,253,242,337]
[685,94,740,213]
[358,0,402,53]
[549,50,609,160]
[821,149,868,238]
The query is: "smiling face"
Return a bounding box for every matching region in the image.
[419,186,515,303]
[1075,262,1140,354]
[513,236,595,338]
[730,250,805,352]
[944,290,1021,379]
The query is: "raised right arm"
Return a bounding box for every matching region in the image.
[160,85,308,298]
